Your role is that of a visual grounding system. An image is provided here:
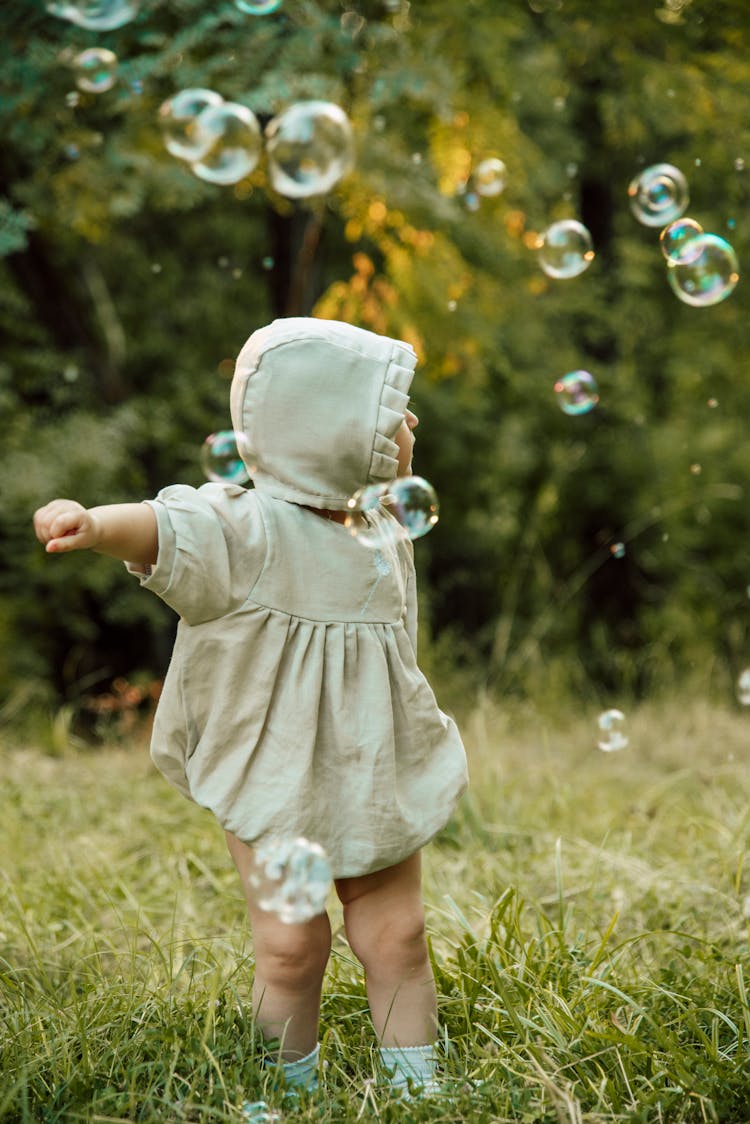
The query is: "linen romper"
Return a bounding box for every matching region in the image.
[129,318,468,877]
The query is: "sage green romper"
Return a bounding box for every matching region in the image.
[129,318,468,877]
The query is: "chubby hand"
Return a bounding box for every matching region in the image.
[33,499,101,554]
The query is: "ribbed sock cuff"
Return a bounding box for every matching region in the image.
[280,1043,320,1091]
[379,1043,439,1096]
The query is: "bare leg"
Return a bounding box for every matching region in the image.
[226,830,331,1061]
[336,851,437,1047]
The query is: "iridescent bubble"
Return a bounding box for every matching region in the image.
[73,48,118,94]
[538,220,595,279]
[234,0,282,11]
[597,709,629,752]
[159,88,223,161]
[659,217,703,262]
[554,370,599,416]
[737,669,750,706]
[265,101,355,199]
[666,233,740,307]
[200,430,250,485]
[610,542,626,559]
[474,157,507,197]
[247,837,332,924]
[345,476,439,549]
[46,0,139,28]
[190,103,262,185]
[628,163,689,227]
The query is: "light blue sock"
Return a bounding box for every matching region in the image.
[280,1043,320,1092]
[379,1043,440,1098]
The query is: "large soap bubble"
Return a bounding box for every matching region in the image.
[247,837,332,924]
[666,233,739,307]
[628,163,689,227]
[659,217,703,262]
[159,88,224,162]
[46,0,139,28]
[191,103,262,185]
[200,430,251,485]
[554,370,599,416]
[265,101,355,199]
[537,220,594,279]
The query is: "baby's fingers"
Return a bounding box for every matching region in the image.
[45,510,94,553]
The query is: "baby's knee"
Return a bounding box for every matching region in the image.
[347,902,428,975]
[254,918,331,989]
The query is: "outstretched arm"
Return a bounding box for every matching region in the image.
[33,499,159,565]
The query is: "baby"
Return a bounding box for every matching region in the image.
[33,317,469,1099]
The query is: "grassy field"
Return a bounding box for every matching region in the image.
[1,695,750,1122]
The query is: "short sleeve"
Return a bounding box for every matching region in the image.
[126,483,266,624]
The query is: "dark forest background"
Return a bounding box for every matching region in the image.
[3,0,750,729]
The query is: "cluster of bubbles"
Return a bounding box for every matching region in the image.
[200,430,251,485]
[199,432,442,548]
[597,709,629,752]
[345,476,439,548]
[159,89,262,187]
[247,836,333,924]
[554,369,599,416]
[537,219,595,280]
[160,91,355,195]
[550,161,741,412]
[46,0,138,29]
[630,163,739,307]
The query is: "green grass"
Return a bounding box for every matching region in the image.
[1,695,750,1121]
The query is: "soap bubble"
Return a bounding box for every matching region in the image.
[628,163,689,227]
[46,0,139,28]
[200,430,250,485]
[666,233,739,307]
[474,157,506,197]
[73,48,118,93]
[248,837,332,924]
[235,0,282,10]
[554,370,599,416]
[265,100,355,199]
[610,542,626,559]
[190,103,262,185]
[159,88,223,161]
[659,217,703,262]
[345,476,439,548]
[597,709,629,752]
[538,219,595,279]
[737,669,750,706]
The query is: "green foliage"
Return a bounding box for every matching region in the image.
[2,0,750,704]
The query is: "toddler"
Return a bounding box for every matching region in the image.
[33,317,469,1101]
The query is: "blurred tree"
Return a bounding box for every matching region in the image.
[2,0,750,719]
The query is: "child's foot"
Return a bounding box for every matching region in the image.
[241,1101,282,1123]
